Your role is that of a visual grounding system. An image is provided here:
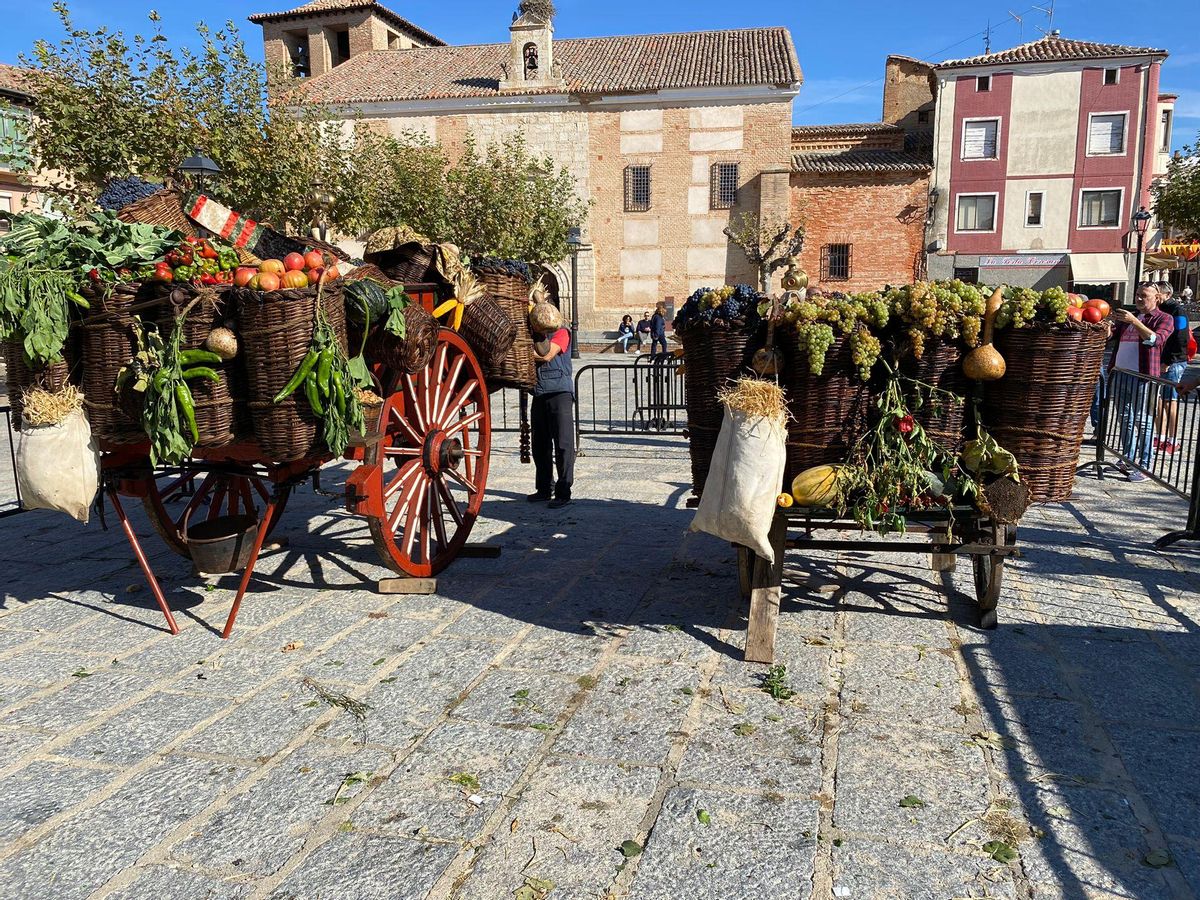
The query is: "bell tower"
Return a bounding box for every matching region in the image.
[500,2,565,92]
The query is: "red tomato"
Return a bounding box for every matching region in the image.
[281,269,309,289]
[1082,306,1103,324]
[257,272,281,292]
[1066,306,1084,322]
[259,259,285,275]
[283,252,306,272]
[233,266,258,288]
[321,264,341,282]
[304,250,325,270]
[1083,299,1111,318]
[306,267,324,284]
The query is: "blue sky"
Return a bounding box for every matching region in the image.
[1,0,1195,150]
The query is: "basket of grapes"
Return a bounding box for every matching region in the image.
[673,285,763,495]
[982,286,1108,502]
[773,292,887,480]
[885,280,986,452]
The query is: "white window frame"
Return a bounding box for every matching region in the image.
[954,192,999,234]
[1161,109,1173,152]
[1086,111,1128,157]
[1103,67,1120,86]
[1025,191,1044,228]
[1077,187,1125,230]
[960,116,1002,161]
[0,193,12,214]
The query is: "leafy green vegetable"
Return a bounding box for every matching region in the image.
[384,286,410,339]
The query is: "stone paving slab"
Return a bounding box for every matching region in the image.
[0,435,1197,899]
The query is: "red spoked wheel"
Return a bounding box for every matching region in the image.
[366,329,491,576]
[141,467,291,558]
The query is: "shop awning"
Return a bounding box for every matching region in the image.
[1070,253,1129,283]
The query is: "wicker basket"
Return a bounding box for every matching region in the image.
[117,189,197,237]
[154,285,243,448]
[898,338,970,450]
[484,296,536,391]
[366,242,434,283]
[982,322,1107,503]
[2,341,72,431]
[475,268,531,304]
[80,283,161,444]
[235,284,347,461]
[780,333,869,482]
[678,324,753,494]
[366,302,438,375]
[459,293,517,370]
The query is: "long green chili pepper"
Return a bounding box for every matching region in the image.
[273,348,320,404]
[180,349,223,366]
[331,371,346,417]
[316,348,333,398]
[175,383,199,444]
[181,366,219,382]
[67,291,90,309]
[304,372,323,417]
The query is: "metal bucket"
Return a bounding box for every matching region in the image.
[185,514,258,574]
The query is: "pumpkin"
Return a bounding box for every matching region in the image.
[791,464,843,507]
[343,278,390,329]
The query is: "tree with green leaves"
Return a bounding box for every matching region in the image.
[1153,143,1200,239]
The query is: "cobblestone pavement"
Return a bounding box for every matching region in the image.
[0,433,1198,899]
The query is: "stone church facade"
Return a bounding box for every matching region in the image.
[251,0,802,334]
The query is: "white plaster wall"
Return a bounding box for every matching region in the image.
[623,278,660,305]
[621,133,663,154]
[384,115,439,142]
[620,109,663,132]
[690,218,727,245]
[689,107,744,129]
[620,249,662,277]
[688,246,727,278]
[624,220,660,246]
[1007,70,1081,177]
[931,78,958,244]
[690,131,744,152]
[1000,177,1074,250]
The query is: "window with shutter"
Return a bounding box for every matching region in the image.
[1087,114,1125,155]
[623,165,651,212]
[962,119,999,160]
[1079,189,1122,227]
[955,194,996,232]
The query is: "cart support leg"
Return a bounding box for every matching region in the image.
[745,516,786,664]
[736,545,752,601]
[107,486,180,636]
[221,495,278,639]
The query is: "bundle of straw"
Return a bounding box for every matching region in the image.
[717,378,787,427]
[21,384,84,428]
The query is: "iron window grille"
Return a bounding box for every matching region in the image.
[624,165,652,212]
[710,162,739,210]
[821,243,852,282]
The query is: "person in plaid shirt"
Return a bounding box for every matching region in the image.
[1107,282,1175,481]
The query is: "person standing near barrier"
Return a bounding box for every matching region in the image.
[1109,283,1175,482]
[1154,283,1192,455]
[650,302,669,357]
[528,302,575,508]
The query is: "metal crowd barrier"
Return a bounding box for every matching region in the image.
[1088,366,1200,547]
[573,356,687,451]
[0,404,22,517]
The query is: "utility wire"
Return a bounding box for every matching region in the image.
[792,2,1045,116]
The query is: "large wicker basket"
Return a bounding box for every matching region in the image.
[2,341,73,431]
[475,268,531,304]
[117,189,197,237]
[459,293,517,370]
[154,285,243,448]
[482,296,535,392]
[235,284,347,462]
[80,283,161,444]
[779,333,869,482]
[982,322,1107,503]
[678,324,753,494]
[898,338,970,450]
[366,242,434,283]
[365,302,439,375]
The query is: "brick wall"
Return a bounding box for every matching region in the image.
[791,171,930,291]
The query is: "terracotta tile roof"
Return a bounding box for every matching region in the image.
[297,27,801,103]
[791,149,932,175]
[937,35,1166,69]
[249,1,445,47]
[0,63,33,100]
[791,122,901,138]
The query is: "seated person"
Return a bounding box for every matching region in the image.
[616,314,638,353]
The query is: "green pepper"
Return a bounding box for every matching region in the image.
[304,371,323,417]
[67,291,90,309]
[181,366,219,382]
[180,349,223,366]
[316,348,333,399]
[218,248,239,271]
[175,382,198,444]
[273,348,320,404]
[331,371,346,417]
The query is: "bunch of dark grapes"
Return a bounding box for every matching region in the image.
[674,284,763,333]
[97,176,163,211]
[473,257,533,284]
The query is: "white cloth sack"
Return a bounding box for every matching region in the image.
[689,406,787,563]
[16,408,101,523]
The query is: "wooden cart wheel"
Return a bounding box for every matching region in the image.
[366,329,491,577]
[973,522,1015,629]
[142,468,291,558]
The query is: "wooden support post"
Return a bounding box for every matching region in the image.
[744,515,786,664]
[377,577,438,595]
[736,545,752,602]
[930,552,957,572]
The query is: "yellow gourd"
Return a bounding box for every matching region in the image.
[791,464,843,507]
[776,492,794,508]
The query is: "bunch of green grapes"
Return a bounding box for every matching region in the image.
[794,321,836,374]
[995,287,1040,329]
[1041,286,1069,324]
[851,292,890,329]
[949,280,986,346]
[848,326,882,381]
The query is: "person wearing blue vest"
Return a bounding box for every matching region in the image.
[528,302,575,508]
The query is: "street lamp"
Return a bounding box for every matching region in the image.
[566,226,583,360]
[310,180,335,243]
[1131,206,1153,302]
[177,149,222,194]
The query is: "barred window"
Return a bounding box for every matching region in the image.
[710,162,739,210]
[624,165,651,212]
[821,243,852,282]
